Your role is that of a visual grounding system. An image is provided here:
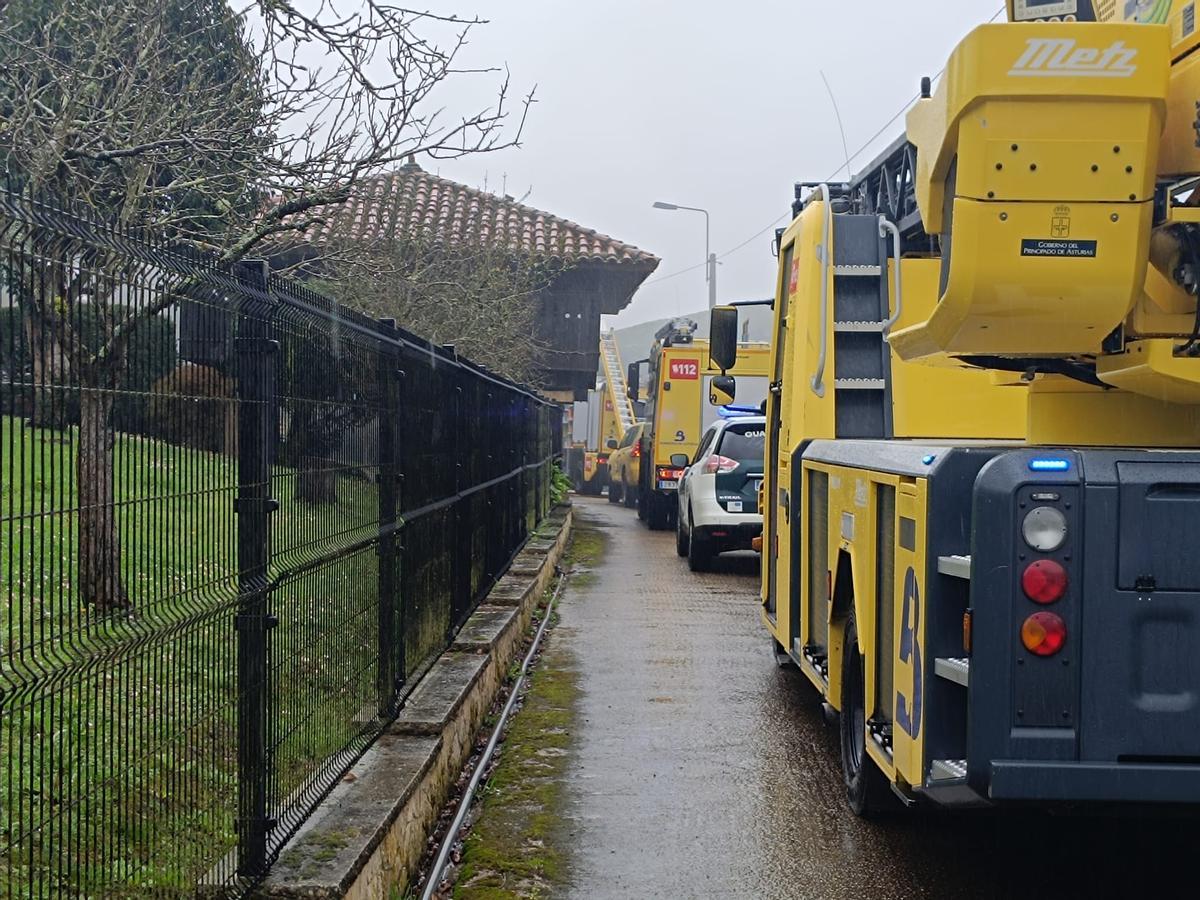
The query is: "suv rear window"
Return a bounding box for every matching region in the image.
[717,423,765,461]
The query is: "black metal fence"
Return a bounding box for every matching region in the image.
[0,185,560,896]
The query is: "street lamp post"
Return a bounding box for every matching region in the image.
[653,201,717,309]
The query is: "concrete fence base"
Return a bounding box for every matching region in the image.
[255,503,574,898]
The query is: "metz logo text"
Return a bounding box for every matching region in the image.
[1009,38,1137,78]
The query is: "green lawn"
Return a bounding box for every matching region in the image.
[0,415,387,895]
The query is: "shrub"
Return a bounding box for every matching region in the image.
[147,363,237,455]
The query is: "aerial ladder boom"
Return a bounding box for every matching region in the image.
[600,329,638,439]
[824,8,1200,423]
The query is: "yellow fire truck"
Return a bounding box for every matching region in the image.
[710,1,1200,813]
[566,330,639,495]
[631,319,771,529]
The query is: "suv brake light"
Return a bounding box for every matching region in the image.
[704,454,739,475]
[632,443,641,459]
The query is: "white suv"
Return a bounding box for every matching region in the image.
[674,415,766,571]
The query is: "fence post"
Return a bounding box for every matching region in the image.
[543,405,550,518]
[483,387,496,586]
[376,320,400,713]
[541,403,547,519]
[451,366,469,635]
[538,405,544,518]
[528,398,538,531]
[519,396,528,537]
[233,259,278,877]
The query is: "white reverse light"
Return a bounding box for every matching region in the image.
[1022,506,1067,553]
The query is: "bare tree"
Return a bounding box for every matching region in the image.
[328,236,557,384]
[275,236,557,505]
[0,0,533,611]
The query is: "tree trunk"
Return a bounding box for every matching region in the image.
[286,405,347,505]
[21,304,68,430]
[298,455,337,504]
[77,389,130,612]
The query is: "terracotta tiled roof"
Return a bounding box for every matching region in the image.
[296,160,659,267]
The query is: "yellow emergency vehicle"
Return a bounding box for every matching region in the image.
[710,1,1200,813]
[631,319,770,529]
[566,330,640,495]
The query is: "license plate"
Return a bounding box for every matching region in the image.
[658,480,679,491]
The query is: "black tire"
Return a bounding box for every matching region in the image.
[636,481,647,520]
[607,479,621,503]
[675,509,689,557]
[686,512,711,572]
[623,482,638,509]
[839,615,892,817]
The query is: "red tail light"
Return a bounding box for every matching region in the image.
[632,443,641,459]
[704,454,739,475]
[1021,612,1066,656]
[1021,559,1068,604]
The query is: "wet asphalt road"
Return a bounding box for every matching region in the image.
[555,497,1197,900]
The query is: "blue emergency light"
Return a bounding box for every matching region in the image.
[1028,457,1070,472]
[717,404,763,418]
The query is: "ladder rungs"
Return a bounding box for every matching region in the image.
[834,378,886,391]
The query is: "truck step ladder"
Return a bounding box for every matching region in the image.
[830,215,893,439]
[934,656,970,687]
[929,759,968,784]
[937,555,972,579]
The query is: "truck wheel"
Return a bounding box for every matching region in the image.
[675,509,689,557]
[624,483,637,509]
[637,484,647,520]
[687,514,710,572]
[607,479,620,504]
[840,615,891,817]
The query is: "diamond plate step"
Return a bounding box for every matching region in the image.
[935,656,970,687]
[930,759,968,783]
[937,555,972,579]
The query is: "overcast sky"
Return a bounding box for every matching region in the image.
[418,1,1003,327]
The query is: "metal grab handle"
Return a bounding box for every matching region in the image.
[879,215,903,336]
[810,184,834,398]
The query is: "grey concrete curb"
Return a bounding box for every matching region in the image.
[254,502,573,899]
